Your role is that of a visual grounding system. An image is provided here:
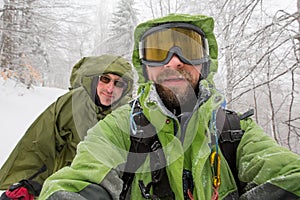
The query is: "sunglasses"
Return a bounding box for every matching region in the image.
[98,75,127,89]
[139,23,210,66]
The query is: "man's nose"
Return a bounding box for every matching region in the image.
[164,55,183,69]
[106,81,115,92]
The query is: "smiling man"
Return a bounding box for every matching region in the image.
[96,74,128,106]
[39,14,300,200]
[0,54,134,200]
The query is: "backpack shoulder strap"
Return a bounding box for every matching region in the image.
[120,100,174,199]
[216,107,254,194]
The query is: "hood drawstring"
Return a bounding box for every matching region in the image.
[210,110,221,200]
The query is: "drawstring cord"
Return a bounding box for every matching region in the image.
[210,110,221,200]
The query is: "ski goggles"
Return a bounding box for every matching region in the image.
[139,23,209,66]
[98,75,128,89]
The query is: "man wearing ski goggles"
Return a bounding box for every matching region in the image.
[38,14,300,200]
[138,23,211,113]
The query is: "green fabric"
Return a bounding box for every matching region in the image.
[238,119,300,196]
[39,81,300,199]
[132,13,218,83]
[0,54,134,190]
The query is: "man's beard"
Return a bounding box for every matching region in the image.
[155,69,199,114]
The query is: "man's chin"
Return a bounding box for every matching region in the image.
[155,83,197,109]
[164,85,189,97]
[100,98,113,106]
[161,79,188,88]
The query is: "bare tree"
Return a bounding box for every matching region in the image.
[183,0,300,153]
[142,0,189,18]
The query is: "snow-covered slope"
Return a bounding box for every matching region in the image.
[0,78,67,167]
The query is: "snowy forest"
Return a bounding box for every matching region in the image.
[0,0,299,154]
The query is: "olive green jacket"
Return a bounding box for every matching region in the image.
[0,55,134,189]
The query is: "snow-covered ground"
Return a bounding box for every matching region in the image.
[0,78,67,168]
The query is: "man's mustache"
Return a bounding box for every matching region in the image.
[156,68,191,84]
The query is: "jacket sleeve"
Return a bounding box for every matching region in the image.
[0,102,57,189]
[39,107,131,200]
[237,118,300,199]
[0,93,79,190]
[47,184,112,200]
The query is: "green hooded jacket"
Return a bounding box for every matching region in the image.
[0,54,134,190]
[39,14,300,200]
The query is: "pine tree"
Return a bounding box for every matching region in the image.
[107,0,139,59]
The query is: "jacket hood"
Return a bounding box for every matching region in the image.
[69,54,134,99]
[132,13,218,83]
